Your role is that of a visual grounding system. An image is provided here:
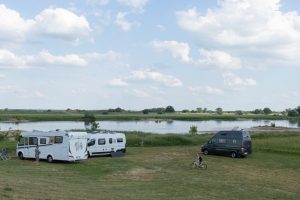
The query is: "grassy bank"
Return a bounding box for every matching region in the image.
[1,111,300,122]
[1,131,300,199]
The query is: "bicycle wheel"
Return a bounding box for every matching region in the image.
[201,164,207,170]
[190,163,197,169]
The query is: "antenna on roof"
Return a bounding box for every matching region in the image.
[232,126,239,130]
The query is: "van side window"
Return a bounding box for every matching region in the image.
[243,132,251,138]
[109,138,112,144]
[117,138,123,142]
[88,139,95,146]
[208,138,216,144]
[98,139,105,145]
[40,138,46,144]
[55,136,63,143]
[218,138,226,144]
[29,137,38,145]
[18,137,25,146]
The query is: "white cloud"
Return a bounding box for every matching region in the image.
[223,72,257,86]
[0,49,28,69]
[127,69,183,87]
[132,89,148,97]
[117,0,148,13]
[198,49,241,69]
[175,0,300,62]
[0,4,34,46]
[107,79,128,87]
[0,49,88,68]
[32,8,92,45]
[26,50,87,67]
[84,50,122,62]
[157,24,165,30]
[0,85,46,98]
[86,0,109,6]
[150,40,191,62]
[115,12,140,31]
[205,86,223,95]
[188,86,202,91]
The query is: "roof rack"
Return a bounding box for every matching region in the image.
[232,126,239,130]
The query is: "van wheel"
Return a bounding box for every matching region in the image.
[88,151,90,157]
[203,149,209,155]
[231,152,237,158]
[18,152,24,160]
[47,155,54,163]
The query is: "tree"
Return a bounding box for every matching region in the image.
[296,106,300,114]
[90,122,100,131]
[288,109,298,117]
[165,105,175,113]
[142,109,149,114]
[182,109,190,113]
[115,107,122,112]
[281,110,287,116]
[215,107,223,115]
[4,108,9,112]
[235,110,244,115]
[83,112,96,122]
[203,108,207,113]
[189,125,198,134]
[253,109,264,114]
[263,107,272,115]
[196,107,202,113]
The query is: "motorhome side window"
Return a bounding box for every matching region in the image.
[208,138,216,144]
[218,138,226,144]
[55,136,63,143]
[117,138,123,142]
[98,139,105,145]
[40,138,46,144]
[29,137,38,145]
[109,138,112,144]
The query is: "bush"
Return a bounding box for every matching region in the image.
[189,125,198,135]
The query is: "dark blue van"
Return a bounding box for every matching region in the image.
[201,129,252,158]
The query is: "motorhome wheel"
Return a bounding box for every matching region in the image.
[47,155,54,163]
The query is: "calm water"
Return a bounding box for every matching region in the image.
[1,119,300,134]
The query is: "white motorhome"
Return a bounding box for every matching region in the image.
[16,130,88,163]
[87,131,126,157]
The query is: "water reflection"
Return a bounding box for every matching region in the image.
[0,119,299,134]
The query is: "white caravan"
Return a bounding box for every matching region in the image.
[16,130,88,163]
[87,131,126,157]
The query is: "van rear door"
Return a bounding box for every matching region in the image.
[243,132,252,155]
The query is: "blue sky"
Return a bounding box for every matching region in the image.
[0,0,300,111]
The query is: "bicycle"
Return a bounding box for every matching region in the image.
[190,161,207,170]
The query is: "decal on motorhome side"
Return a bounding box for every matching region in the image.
[75,141,83,151]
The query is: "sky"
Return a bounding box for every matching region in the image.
[0,0,300,111]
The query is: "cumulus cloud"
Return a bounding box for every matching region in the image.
[0,4,34,46]
[132,89,148,97]
[197,49,241,69]
[117,0,148,13]
[0,49,87,68]
[115,12,140,31]
[107,79,128,87]
[0,6,93,46]
[223,72,257,86]
[150,40,191,62]
[175,0,300,62]
[127,69,183,87]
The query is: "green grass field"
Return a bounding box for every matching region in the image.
[1,111,300,122]
[1,131,300,200]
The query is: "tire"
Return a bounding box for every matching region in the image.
[18,152,24,160]
[203,149,209,155]
[201,164,207,170]
[190,163,197,169]
[88,151,91,158]
[47,155,54,163]
[231,152,237,158]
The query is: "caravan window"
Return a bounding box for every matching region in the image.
[98,139,105,145]
[29,137,38,145]
[40,138,46,144]
[55,136,63,143]
[117,138,123,142]
[109,138,112,144]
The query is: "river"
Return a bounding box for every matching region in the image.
[1,119,300,134]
